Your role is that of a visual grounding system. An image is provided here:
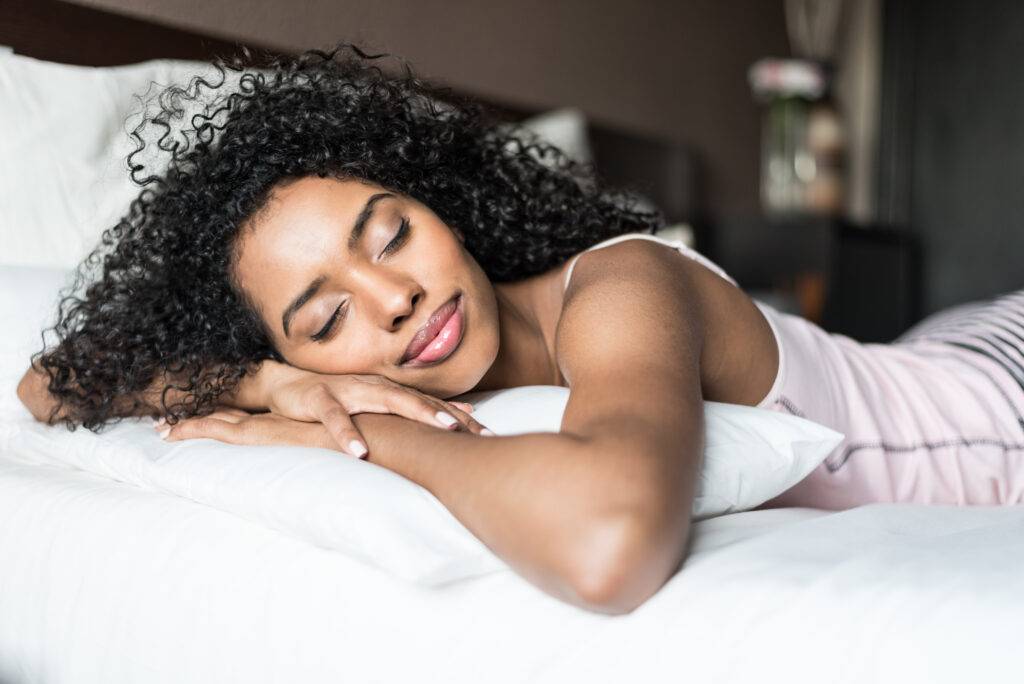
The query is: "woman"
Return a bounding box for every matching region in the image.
[16,45,1024,615]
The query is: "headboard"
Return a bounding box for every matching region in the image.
[2,0,700,226]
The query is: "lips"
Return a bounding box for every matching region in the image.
[400,294,463,366]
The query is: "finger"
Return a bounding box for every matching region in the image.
[450,401,475,413]
[215,407,255,420]
[203,408,251,423]
[441,402,493,436]
[153,408,250,433]
[163,416,241,443]
[309,389,369,459]
[346,382,474,434]
[378,387,467,431]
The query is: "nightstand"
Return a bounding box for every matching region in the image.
[705,216,921,342]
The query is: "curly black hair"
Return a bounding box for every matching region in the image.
[34,42,664,432]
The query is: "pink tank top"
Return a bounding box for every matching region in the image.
[563,232,1024,509]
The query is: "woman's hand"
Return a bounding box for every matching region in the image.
[158,408,343,453]
[235,361,491,457]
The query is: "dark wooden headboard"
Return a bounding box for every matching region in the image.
[2,0,700,225]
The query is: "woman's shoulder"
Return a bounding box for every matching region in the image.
[554,231,779,407]
[560,231,738,295]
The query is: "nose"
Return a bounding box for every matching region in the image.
[361,272,424,331]
[384,288,423,331]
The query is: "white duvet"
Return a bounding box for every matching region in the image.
[2,443,1021,683]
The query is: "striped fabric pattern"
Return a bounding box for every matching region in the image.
[895,290,1024,402]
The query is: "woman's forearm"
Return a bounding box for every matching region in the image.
[16,358,278,424]
[349,412,650,613]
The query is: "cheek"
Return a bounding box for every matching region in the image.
[282,335,384,376]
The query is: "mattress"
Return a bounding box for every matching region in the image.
[2,445,1021,683]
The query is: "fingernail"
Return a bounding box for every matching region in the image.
[481,428,496,436]
[153,417,167,429]
[158,427,171,439]
[435,411,458,428]
[348,440,368,459]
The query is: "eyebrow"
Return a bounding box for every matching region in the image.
[281,192,395,338]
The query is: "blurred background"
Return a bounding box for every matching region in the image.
[3,0,1023,342]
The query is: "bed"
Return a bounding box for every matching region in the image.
[4,464,1021,684]
[2,3,1023,682]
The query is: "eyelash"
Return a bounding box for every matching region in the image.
[309,218,411,343]
[382,217,411,256]
[311,304,344,342]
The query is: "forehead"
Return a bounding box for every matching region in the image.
[236,176,383,274]
[251,176,381,241]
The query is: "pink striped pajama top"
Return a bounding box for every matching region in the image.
[562,232,1024,510]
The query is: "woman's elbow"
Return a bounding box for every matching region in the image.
[16,368,40,418]
[570,512,691,615]
[17,365,58,424]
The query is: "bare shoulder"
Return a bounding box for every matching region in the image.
[554,237,704,427]
[557,237,778,407]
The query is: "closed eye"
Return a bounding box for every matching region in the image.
[381,217,410,257]
[309,218,408,343]
[311,303,344,343]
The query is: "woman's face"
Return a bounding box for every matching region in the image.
[232,175,500,398]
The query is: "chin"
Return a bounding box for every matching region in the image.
[413,333,499,398]
[411,360,485,398]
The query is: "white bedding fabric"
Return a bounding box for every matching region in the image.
[0,54,211,269]
[0,394,841,587]
[0,264,843,587]
[2,449,1021,683]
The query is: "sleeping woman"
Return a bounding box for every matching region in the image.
[16,45,1024,615]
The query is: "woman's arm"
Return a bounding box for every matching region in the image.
[15,358,277,424]
[17,359,482,454]
[404,239,706,613]
[168,239,707,615]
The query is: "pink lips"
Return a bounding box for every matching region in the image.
[400,294,464,366]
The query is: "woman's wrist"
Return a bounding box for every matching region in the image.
[229,359,301,411]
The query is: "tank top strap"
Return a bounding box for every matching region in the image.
[561,232,739,292]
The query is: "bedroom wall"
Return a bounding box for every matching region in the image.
[62,0,791,221]
[879,0,1024,314]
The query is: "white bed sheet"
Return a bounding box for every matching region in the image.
[2,448,1022,683]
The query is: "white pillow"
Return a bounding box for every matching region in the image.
[654,222,695,248]
[0,265,75,414]
[0,52,250,269]
[461,386,841,520]
[516,107,592,165]
[0,265,843,585]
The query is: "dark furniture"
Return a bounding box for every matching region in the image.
[821,222,921,343]
[713,215,921,343]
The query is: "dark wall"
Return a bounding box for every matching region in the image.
[64,0,791,221]
[879,0,1024,314]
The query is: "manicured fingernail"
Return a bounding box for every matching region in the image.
[159,427,171,439]
[153,417,167,429]
[348,440,368,459]
[481,428,496,436]
[435,411,458,428]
